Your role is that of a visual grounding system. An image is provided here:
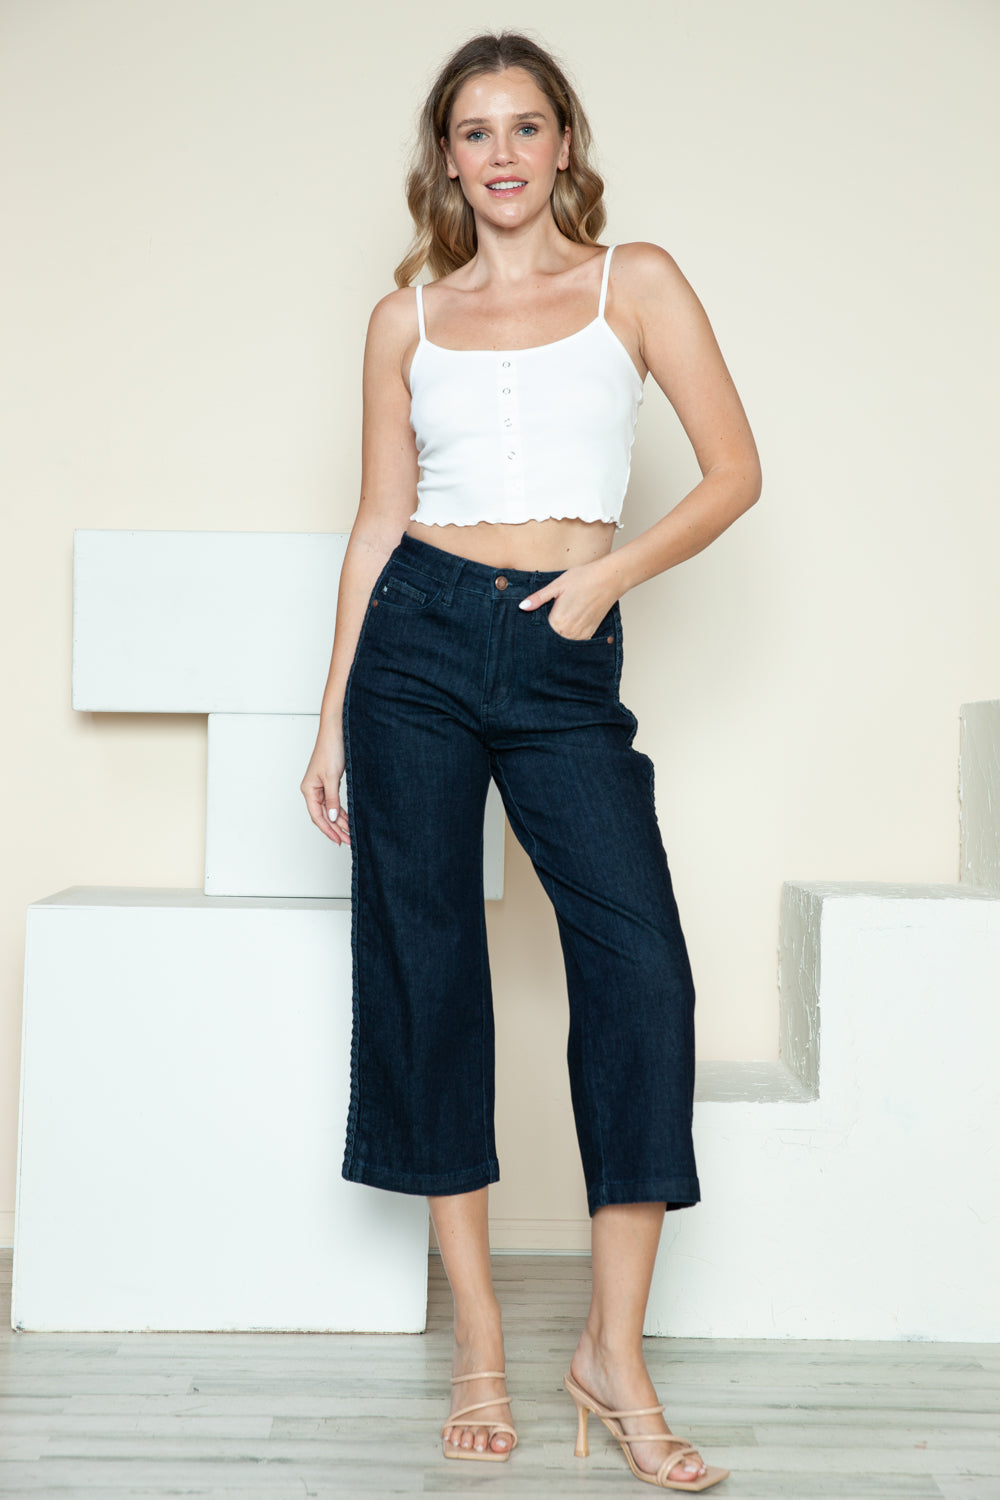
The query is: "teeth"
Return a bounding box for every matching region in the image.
[488,181,526,190]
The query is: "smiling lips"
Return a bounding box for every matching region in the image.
[486,179,527,194]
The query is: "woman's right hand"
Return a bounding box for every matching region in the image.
[301,728,351,846]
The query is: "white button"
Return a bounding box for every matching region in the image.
[507,451,516,459]
[501,359,510,368]
[501,386,511,395]
[504,417,512,427]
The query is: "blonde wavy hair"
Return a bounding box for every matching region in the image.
[394,32,606,288]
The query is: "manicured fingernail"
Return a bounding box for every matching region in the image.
[518,598,531,609]
[327,807,338,821]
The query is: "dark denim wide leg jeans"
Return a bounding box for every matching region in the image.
[341,531,700,1217]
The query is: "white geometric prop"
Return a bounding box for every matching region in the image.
[960,699,1000,891]
[205,711,506,899]
[72,530,349,714]
[648,877,1000,1339]
[13,888,428,1332]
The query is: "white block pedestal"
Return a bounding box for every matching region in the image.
[13,888,428,1333]
[648,881,1000,1341]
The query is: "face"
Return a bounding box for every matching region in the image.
[441,67,571,225]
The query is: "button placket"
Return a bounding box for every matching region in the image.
[496,355,524,502]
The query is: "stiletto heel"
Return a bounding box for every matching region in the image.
[563,1371,729,1491]
[569,1386,590,1457]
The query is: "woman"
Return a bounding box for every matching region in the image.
[302,30,758,1492]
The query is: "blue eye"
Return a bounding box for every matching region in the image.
[463,123,539,143]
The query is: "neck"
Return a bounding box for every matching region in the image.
[462,214,575,290]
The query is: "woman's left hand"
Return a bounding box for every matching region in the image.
[517,560,620,640]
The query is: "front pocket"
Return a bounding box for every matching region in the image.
[542,600,617,645]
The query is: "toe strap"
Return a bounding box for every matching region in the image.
[442,1371,517,1450]
[655,1442,703,1485]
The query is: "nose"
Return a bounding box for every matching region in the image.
[491,133,518,166]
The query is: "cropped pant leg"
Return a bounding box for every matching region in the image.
[489,713,700,1217]
[341,561,499,1195]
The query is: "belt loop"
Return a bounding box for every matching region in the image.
[442,553,462,607]
[528,569,543,626]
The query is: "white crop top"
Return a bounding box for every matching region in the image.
[407,244,644,531]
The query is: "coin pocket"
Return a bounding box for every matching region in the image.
[375,570,440,608]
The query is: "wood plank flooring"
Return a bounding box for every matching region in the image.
[0,1248,997,1497]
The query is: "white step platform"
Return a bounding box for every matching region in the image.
[12,887,428,1333]
[649,880,1000,1341]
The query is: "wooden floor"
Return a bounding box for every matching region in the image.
[0,1248,997,1497]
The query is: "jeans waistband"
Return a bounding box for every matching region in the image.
[396,530,567,600]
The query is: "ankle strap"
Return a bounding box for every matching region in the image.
[450,1369,506,1384]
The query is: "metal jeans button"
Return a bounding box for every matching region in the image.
[494,575,508,590]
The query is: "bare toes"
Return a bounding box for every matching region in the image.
[667,1451,706,1481]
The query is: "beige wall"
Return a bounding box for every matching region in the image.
[2,1,997,1248]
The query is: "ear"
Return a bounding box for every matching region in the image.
[440,135,459,180]
[557,125,571,172]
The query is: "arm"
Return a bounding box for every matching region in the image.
[300,287,420,844]
[523,241,762,634]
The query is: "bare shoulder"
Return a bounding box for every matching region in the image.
[365,283,420,353]
[609,240,698,311]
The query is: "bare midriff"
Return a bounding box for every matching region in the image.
[405,515,616,572]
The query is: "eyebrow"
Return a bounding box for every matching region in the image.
[453,111,547,130]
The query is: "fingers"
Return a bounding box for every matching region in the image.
[301,779,351,846]
[518,584,554,612]
[325,800,351,847]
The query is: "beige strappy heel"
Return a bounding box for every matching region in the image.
[441,1368,518,1462]
[563,1371,729,1491]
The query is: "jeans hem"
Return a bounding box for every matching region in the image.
[587,1176,701,1216]
[342,1155,501,1197]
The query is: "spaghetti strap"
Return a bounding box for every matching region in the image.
[415,282,426,341]
[598,244,617,320]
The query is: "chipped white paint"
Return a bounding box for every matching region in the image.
[13,888,429,1333]
[960,700,1000,892]
[204,711,506,900]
